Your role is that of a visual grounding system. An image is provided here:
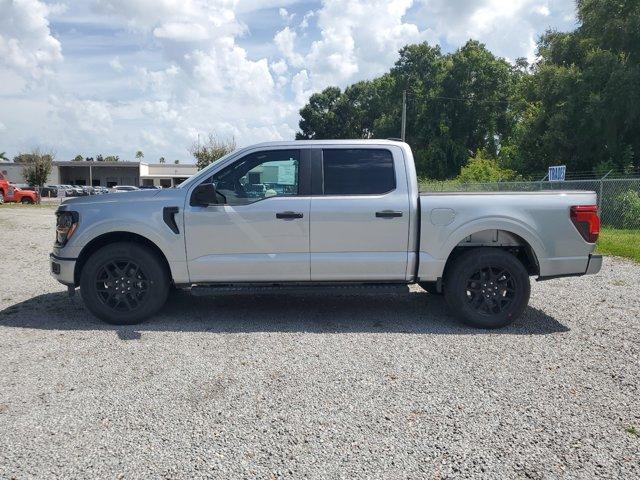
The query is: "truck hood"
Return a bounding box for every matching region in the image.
[60,189,183,207]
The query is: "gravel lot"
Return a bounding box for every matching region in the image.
[1,205,638,479]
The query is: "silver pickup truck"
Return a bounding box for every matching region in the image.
[51,140,602,328]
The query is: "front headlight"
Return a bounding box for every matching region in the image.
[55,210,79,246]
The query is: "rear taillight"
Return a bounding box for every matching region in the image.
[570,205,600,243]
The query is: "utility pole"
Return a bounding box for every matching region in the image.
[401,90,407,142]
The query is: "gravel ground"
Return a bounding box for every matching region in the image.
[0,205,638,479]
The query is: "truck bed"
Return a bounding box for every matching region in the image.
[416,190,598,281]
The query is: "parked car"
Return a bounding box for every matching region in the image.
[50,140,602,328]
[92,186,109,195]
[0,178,39,204]
[41,185,60,197]
[111,185,140,193]
[69,185,87,196]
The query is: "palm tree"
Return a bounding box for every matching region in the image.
[0,152,8,162]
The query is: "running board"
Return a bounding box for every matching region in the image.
[189,283,411,297]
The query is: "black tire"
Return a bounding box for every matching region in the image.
[418,282,441,295]
[21,197,33,204]
[443,248,530,329]
[80,242,169,325]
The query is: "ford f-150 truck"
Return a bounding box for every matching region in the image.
[50,140,602,328]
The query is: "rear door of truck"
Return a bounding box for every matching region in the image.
[309,145,411,281]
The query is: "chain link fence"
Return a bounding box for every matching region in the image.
[420,178,640,229]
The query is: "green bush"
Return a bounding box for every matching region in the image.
[456,150,520,183]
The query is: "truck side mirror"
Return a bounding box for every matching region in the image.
[190,183,224,206]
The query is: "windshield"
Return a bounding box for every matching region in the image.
[176,150,238,189]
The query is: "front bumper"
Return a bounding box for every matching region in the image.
[50,253,76,286]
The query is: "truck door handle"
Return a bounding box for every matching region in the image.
[376,210,403,218]
[276,211,304,219]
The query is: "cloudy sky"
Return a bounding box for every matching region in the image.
[0,0,577,163]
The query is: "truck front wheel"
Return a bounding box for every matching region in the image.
[443,248,530,329]
[80,242,169,325]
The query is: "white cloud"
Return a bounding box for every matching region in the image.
[279,7,295,23]
[51,96,113,136]
[300,10,315,29]
[141,130,169,148]
[415,0,576,62]
[134,65,180,92]
[274,27,305,68]
[188,39,275,99]
[0,0,63,78]
[279,0,428,95]
[270,59,288,75]
[153,22,211,42]
[109,56,124,72]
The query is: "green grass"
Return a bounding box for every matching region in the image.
[597,228,640,263]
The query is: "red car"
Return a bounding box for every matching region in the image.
[0,177,39,204]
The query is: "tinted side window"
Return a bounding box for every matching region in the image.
[322,149,395,195]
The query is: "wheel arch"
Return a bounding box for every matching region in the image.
[74,231,173,286]
[442,229,540,279]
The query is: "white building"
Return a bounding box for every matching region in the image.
[140,163,198,188]
[0,161,198,188]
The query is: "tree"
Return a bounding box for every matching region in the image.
[174,159,180,164]
[296,40,519,178]
[135,150,144,160]
[96,154,104,162]
[190,133,236,170]
[20,148,53,187]
[456,150,519,182]
[514,0,640,173]
[72,154,83,162]
[296,1,640,178]
[0,152,8,162]
[104,155,119,162]
[159,157,166,164]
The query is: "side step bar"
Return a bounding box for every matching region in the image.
[190,283,411,297]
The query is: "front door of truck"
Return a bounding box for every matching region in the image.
[309,147,411,281]
[184,149,311,282]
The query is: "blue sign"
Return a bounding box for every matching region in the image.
[548,165,566,182]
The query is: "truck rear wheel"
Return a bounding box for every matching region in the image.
[443,248,530,329]
[80,242,169,325]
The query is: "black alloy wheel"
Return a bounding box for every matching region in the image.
[444,248,530,329]
[80,242,169,325]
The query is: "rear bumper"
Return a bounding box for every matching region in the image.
[585,254,603,275]
[50,253,76,286]
[537,254,602,281]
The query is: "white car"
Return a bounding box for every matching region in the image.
[50,140,602,328]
